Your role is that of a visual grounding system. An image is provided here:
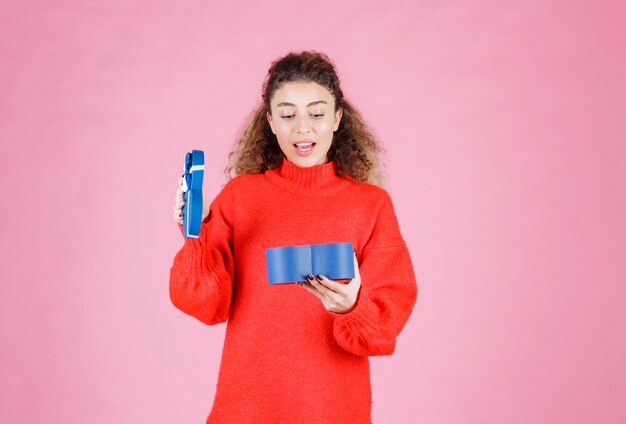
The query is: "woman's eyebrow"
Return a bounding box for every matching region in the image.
[276,100,327,107]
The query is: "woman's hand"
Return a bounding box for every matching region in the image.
[172,175,186,224]
[297,252,361,314]
[172,175,209,224]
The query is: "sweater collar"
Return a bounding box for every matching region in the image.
[265,156,353,195]
[278,157,339,189]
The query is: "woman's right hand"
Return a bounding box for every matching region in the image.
[173,175,186,224]
[173,175,211,225]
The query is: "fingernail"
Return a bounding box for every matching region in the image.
[307,274,314,280]
[316,274,323,280]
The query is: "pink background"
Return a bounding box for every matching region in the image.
[1,1,624,422]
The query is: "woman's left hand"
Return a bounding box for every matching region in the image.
[297,252,361,314]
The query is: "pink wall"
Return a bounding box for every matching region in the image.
[1,0,624,422]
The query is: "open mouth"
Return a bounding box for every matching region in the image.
[295,142,314,151]
[294,142,316,156]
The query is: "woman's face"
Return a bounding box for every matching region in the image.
[267,81,343,168]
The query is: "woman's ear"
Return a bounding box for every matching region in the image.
[333,107,343,132]
[266,111,275,134]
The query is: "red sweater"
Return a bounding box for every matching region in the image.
[170,157,418,423]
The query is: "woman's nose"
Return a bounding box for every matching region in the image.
[296,115,311,133]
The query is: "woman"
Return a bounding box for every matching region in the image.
[170,51,417,423]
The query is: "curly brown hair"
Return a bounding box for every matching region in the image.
[225,50,385,187]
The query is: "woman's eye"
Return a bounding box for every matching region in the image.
[280,114,323,119]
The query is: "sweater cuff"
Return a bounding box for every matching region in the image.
[331,283,379,328]
[177,220,212,253]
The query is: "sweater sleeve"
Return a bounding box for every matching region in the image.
[169,182,235,325]
[331,191,418,356]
